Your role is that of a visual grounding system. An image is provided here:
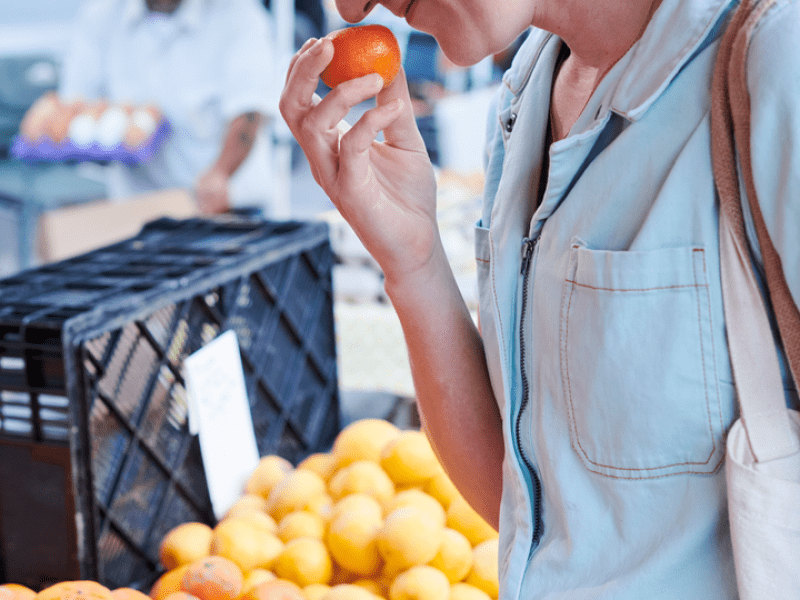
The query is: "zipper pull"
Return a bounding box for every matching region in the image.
[520,236,538,275]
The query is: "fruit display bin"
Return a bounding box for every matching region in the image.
[0,217,340,590]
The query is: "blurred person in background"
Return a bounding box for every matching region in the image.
[60,0,279,215]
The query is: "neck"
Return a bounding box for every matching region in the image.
[533,0,663,77]
[537,0,663,141]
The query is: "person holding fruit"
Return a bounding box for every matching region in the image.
[60,0,279,215]
[281,0,800,597]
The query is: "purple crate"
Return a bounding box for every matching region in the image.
[10,121,171,166]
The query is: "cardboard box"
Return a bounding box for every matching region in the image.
[37,187,199,263]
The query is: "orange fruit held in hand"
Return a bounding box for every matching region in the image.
[320,25,401,89]
[181,556,243,600]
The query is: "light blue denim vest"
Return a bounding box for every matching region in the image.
[475,0,800,597]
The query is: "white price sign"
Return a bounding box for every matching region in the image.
[184,330,260,519]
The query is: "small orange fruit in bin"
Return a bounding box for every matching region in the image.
[159,522,214,570]
[320,25,401,89]
[181,556,243,600]
[109,589,151,600]
[240,580,304,600]
[150,565,191,600]
[0,584,37,600]
[35,581,112,600]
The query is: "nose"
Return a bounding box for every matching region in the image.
[334,0,376,24]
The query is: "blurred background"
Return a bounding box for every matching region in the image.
[0,0,525,407]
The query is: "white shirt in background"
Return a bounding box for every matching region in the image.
[60,0,280,215]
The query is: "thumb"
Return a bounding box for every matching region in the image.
[376,67,427,152]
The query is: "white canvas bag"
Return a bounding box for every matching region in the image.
[711,0,800,596]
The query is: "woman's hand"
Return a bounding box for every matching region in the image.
[280,37,439,288]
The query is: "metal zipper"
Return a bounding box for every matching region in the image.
[517,234,544,547]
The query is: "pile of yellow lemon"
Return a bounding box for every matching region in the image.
[154,419,499,600]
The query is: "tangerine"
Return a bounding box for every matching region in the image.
[320,25,401,89]
[181,556,243,600]
[109,590,150,600]
[35,582,112,600]
[240,580,304,600]
[150,566,191,600]
[0,585,36,600]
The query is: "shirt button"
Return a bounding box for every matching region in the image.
[506,113,517,132]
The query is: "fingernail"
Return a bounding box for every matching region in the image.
[310,39,323,54]
[373,73,385,88]
[387,99,403,111]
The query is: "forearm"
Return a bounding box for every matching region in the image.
[385,243,504,529]
[212,111,263,176]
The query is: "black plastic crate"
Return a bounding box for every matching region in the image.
[0,217,340,590]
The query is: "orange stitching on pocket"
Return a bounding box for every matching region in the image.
[562,262,720,475]
[566,281,701,292]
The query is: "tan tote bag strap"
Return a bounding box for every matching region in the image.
[711,0,800,462]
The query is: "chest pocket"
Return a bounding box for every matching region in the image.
[559,239,729,479]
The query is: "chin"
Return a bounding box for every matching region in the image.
[438,38,492,68]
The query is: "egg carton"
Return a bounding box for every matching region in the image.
[11,120,171,165]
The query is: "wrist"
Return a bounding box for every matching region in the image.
[383,240,456,308]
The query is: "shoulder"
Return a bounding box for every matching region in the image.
[746,0,800,93]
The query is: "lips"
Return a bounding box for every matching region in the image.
[404,0,419,21]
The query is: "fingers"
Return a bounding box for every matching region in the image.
[376,67,427,153]
[338,98,405,188]
[280,37,333,123]
[285,37,318,86]
[311,74,385,133]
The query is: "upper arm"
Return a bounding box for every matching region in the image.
[747,0,800,308]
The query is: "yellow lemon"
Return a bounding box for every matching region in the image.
[330,493,383,522]
[332,419,400,468]
[277,511,326,543]
[231,510,278,535]
[465,539,499,599]
[424,470,461,510]
[302,584,331,600]
[241,569,276,593]
[351,579,385,597]
[159,522,213,570]
[379,430,440,486]
[268,469,328,521]
[246,455,294,499]
[449,583,491,600]
[389,565,450,600]
[319,585,375,600]
[306,494,334,523]
[428,528,473,583]
[326,505,383,576]
[225,494,270,518]
[446,496,497,547]
[328,460,395,507]
[298,453,338,482]
[385,489,446,527]
[376,506,444,571]
[273,538,333,587]
[210,516,284,572]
